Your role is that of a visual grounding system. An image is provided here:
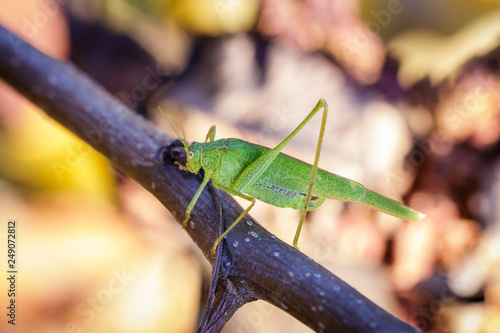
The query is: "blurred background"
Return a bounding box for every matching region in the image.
[1,0,500,332]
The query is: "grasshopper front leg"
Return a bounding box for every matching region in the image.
[205,125,216,143]
[183,172,212,227]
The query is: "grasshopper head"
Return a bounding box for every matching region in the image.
[157,107,202,174]
[185,142,202,174]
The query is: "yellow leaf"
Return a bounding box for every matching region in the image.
[167,0,260,35]
[388,10,500,88]
[0,106,115,201]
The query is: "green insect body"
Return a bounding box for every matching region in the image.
[194,138,364,209]
[171,99,424,253]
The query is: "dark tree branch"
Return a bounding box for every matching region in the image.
[0,24,420,333]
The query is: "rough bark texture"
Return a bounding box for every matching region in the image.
[0,25,421,333]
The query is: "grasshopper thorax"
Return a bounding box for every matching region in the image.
[185,141,202,174]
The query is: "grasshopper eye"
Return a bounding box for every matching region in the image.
[187,151,194,158]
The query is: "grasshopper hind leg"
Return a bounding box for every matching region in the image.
[293,99,328,249]
[211,184,257,256]
[212,197,256,256]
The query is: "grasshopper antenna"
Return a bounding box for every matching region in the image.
[157,106,188,150]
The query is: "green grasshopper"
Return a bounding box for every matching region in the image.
[169,99,424,253]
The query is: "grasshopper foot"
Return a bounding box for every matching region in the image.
[182,215,190,228]
[211,236,224,258]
